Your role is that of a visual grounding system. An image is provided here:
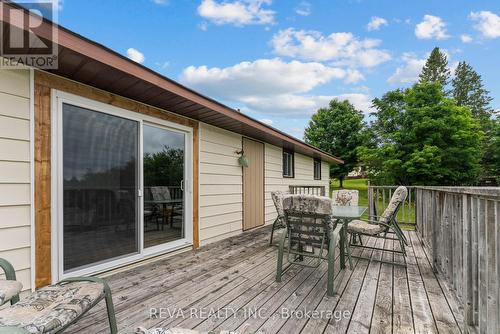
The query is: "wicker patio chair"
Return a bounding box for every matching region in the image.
[269,191,289,245]
[346,186,409,266]
[275,194,344,296]
[0,259,22,306]
[0,258,117,334]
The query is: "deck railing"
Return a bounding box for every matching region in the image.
[415,186,500,334]
[289,185,326,196]
[367,184,416,226]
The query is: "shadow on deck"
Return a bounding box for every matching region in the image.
[68,226,463,334]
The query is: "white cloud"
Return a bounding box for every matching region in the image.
[240,93,372,116]
[180,58,368,117]
[198,21,209,31]
[181,58,351,99]
[387,53,426,84]
[345,69,365,84]
[126,48,145,63]
[367,16,388,31]
[259,118,273,125]
[460,34,473,43]
[197,0,275,26]
[295,1,311,16]
[152,0,168,4]
[270,28,391,68]
[470,11,500,38]
[415,15,449,40]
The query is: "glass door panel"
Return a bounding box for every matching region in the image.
[143,125,185,248]
[62,103,139,272]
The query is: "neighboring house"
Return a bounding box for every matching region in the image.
[0,5,342,292]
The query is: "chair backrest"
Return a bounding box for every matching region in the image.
[271,191,288,218]
[282,194,333,254]
[379,186,408,224]
[332,190,359,206]
[150,186,171,201]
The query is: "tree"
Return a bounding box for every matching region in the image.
[481,119,500,179]
[304,99,365,188]
[452,61,494,125]
[359,82,483,185]
[419,47,450,87]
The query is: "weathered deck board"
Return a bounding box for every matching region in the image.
[67,227,463,334]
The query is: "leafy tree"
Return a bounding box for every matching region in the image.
[143,146,184,187]
[419,47,450,87]
[481,119,500,179]
[452,61,494,125]
[359,82,483,185]
[304,99,365,188]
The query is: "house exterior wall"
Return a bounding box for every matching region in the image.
[264,143,330,225]
[199,123,243,245]
[0,69,32,291]
[198,123,331,245]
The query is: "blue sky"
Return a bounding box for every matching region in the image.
[48,0,500,139]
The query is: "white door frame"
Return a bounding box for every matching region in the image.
[51,89,193,282]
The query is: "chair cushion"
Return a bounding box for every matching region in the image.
[332,190,359,206]
[0,280,23,305]
[271,191,288,218]
[0,281,104,334]
[347,219,385,235]
[379,186,408,224]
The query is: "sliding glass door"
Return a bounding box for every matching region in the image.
[143,125,185,249]
[55,92,192,279]
[62,104,139,272]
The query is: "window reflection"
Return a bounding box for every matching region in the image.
[143,125,185,248]
[62,104,139,272]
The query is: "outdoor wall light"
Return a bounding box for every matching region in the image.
[235,149,249,167]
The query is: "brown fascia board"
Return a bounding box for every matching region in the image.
[2,1,343,164]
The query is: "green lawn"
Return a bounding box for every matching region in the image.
[330,178,415,229]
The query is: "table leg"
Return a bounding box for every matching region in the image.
[339,225,346,269]
[344,220,353,269]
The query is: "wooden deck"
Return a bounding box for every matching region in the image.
[69,226,464,334]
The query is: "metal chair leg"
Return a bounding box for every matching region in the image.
[327,231,338,296]
[103,282,118,334]
[275,228,287,282]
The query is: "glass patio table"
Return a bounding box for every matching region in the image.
[331,206,368,269]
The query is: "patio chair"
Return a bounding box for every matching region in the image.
[0,258,117,334]
[331,189,359,206]
[332,189,362,245]
[269,191,288,245]
[0,259,22,306]
[346,186,409,266]
[275,194,344,296]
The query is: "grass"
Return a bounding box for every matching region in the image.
[330,178,415,229]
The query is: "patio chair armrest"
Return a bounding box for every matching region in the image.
[59,276,112,295]
[0,258,17,281]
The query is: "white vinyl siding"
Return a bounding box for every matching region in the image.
[264,143,330,225]
[0,69,32,291]
[198,123,243,245]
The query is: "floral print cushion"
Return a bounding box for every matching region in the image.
[347,219,385,235]
[271,191,287,218]
[0,280,23,306]
[283,194,332,216]
[332,190,359,206]
[282,195,334,252]
[379,186,408,224]
[0,281,104,334]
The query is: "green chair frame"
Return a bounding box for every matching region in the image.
[348,189,409,267]
[0,258,20,305]
[276,209,344,296]
[0,258,118,334]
